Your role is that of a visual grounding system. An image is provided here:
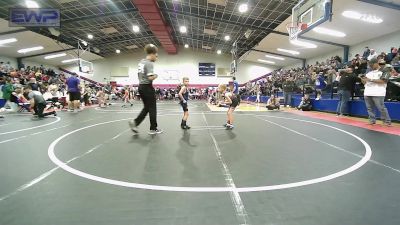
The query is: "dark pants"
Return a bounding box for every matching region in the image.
[283,92,292,106]
[33,102,46,117]
[135,84,157,130]
[298,104,312,111]
[336,90,351,115]
[266,105,279,110]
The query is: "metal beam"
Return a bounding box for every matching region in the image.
[358,0,400,10]
[164,9,347,49]
[62,8,138,24]
[93,35,155,46]
[175,35,252,50]
[0,28,29,36]
[270,31,348,48]
[18,48,76,59]
[162,9,278,33]
[250,49,306,61]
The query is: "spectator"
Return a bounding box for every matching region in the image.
[315,72,327,100]
[0,62,7,76]
[362,47,370,60]
[385,47,396,63]
[297,94,312,111]
[24,86,48,118]
[232,77,239,95]
[266,94,280,110]
[66,73,81,112]
[361,58,391,126]
[391,51,400,65]
[282,77,295,107]
[368,49,378,61]
[336,67,361,116]
[28,77,40,91]
[1,77,18,112]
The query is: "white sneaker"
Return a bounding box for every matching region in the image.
[67,109,74,112]
[129,120,139,134]
[148,129,163,135]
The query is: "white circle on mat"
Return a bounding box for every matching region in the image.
[0,116,61,136]
[48,114,372,192]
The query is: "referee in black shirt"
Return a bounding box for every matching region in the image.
[129,44,163,135]
[336,67,361,116]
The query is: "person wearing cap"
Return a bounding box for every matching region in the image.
[361,58,391,126]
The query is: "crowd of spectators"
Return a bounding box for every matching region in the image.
[241,46,399,107]
[0,45,398,116]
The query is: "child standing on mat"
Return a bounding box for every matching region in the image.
[178,77,191,129]
[129,44,162,135]
[219,84,239,129]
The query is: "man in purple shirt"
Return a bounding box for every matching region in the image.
[66,74,81,112]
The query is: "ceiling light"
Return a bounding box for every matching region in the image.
[0,38,17,45]
[87,34,93,39]
[290,39,317,48]
[116,49,121,54]
[62,58,79,63]
[361,14,383,24]
[238,3,248,13]
[277,48,300,55]
[217,50,222,54]
[313,27,346,37]
[179,26,187,33]
[342,11,361,20]
[265,55,284,60]
[224,35,231,41]
[93,47,100,53]
[25,0,39,8]
[184,44,189,48]
[132,25,140,33]
[44,53,67,59]
[258,59,275,64]
[342,11,383,23]
[17,46,44,54]
[81,40,88,46]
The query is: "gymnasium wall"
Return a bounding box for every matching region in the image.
[0,56,17,69]
[349,30,400,58]
[282,61,304,70]
[64,48,276,85]
[306,48,343,66]
[0,56,59,72]
[22,59,59,71]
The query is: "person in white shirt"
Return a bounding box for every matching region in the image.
[367,49,378,61]
[361,58,391,126]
